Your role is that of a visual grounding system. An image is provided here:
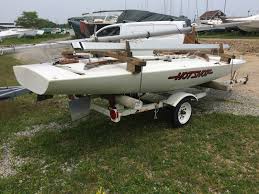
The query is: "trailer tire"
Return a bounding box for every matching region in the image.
[172,97,193,128]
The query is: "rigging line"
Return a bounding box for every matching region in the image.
[187,0,190,14]
[196,0,199,18]
[169,0,172,15]
[180,0,183,16]
[224,0,227,14]
[230,58,235,82]
[164,0,166,14]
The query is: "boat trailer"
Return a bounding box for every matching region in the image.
[69,90,208,128]
[68,75,248,128]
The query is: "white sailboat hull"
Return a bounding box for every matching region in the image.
[227,15,259,32]
[13,57,245,95]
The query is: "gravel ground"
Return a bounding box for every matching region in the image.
[0,143,16,178]
[200,39,259,116]
[197,89,259,116]
[200,38,259,54]
[14,46,72,64]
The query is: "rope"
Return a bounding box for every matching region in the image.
[230,57,235,83]
[138,67,143,98]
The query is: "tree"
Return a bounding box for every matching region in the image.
[16,11,57,29]
[16,11,39,28]
[37,18,56,29]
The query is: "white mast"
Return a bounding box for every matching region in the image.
[224,0,227,14]
[170,0,173,15]
[196,0,199,17]
[180,0,183,16]
[206,0,209,20]
[164,0,167,14]
[187,0,190,13]
[144,0,148,10]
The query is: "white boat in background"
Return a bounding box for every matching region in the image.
[93,21,187,42]
[36,30,45,36]
[0,28,41,40]
[0,29,22,40]
[226,14,259,32]
[16,29,38,37]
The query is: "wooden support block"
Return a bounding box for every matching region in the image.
[125,41,133,57]
[91,51,146,74]
[184,26,199,44]
[220,54,235,64]
[219,43,224,54]
[62,51,74,59]
[127,64,143,74]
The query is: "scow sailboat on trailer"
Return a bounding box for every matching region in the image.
[1,21,250,127]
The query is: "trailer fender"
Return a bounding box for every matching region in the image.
[164,92,198,107]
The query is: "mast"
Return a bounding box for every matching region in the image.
[196,0,199,19]
[146,0,149,10]
[180,0,183,16]
[164,0,166,14]
[124,0,127,10]
[206,0,209,20]
[169,0,172,15]
[224,0,227,14]
[186,0,190,19]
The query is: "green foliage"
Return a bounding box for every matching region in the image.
[15,11,39,28]
[15,11,57,28]
[36,18,56,29]
[0,106,258,193]
[0,55,21,86]
[57,23,70,29]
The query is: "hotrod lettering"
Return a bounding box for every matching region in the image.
[168,69,213,80]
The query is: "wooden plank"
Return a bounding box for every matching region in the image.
[91,51,146,73]
[86,59,120,69]
[220,54,235,64]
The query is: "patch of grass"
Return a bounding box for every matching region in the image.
[0,55,69,143]
[0,34,70,46]
[198,32,259,39]
[0,95,69,145]
[0,55,22,86]
[0,105,258,193]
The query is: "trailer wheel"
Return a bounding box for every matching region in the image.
[172,98,193,128]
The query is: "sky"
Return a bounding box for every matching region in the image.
[1,0,259,24]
